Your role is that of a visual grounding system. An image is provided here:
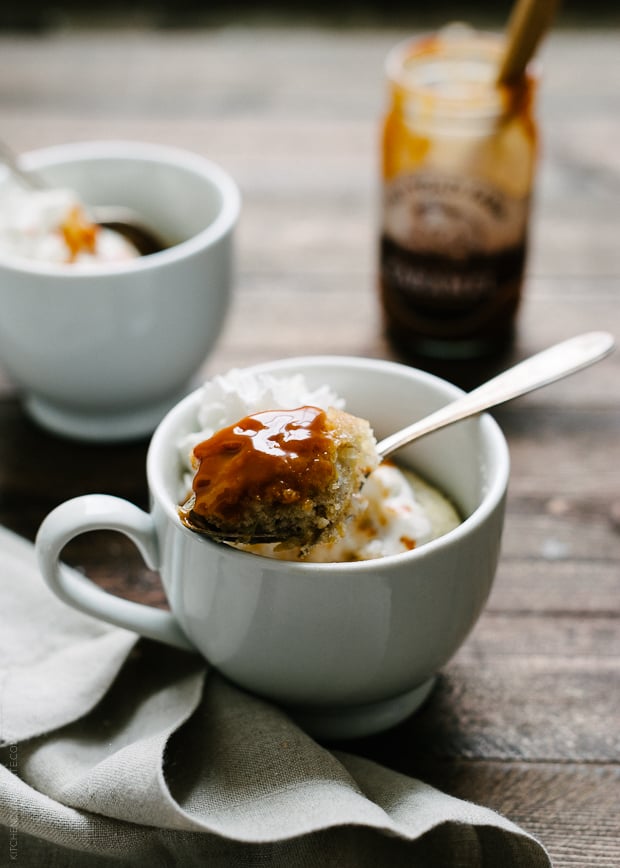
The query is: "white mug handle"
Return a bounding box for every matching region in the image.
[36,494,195,652]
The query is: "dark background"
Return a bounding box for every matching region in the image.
[2,0,619,31]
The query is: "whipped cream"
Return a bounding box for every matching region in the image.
[179,370,460,562]
[0,182,139,265]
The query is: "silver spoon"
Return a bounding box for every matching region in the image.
[183,331,615,544]
[0,140,166,256]
[377,331,615,458]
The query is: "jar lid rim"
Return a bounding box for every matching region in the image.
[385,30,537,119]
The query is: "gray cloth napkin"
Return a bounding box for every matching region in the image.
[0,526,551,867]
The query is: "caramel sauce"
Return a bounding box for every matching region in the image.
[185,406,338,527]
[61,205,99,262]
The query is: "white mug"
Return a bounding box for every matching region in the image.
[0,140,240,442]
[36,356,509,738]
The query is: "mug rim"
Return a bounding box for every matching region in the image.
[147,355,510,573]
[0,139,241,278]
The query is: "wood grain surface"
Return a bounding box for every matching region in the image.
[0,25,618,867]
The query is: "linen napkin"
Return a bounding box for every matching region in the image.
[0,525,551,867]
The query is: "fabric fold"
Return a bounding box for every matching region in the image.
[0,527,138,746]
[0,526,551,866]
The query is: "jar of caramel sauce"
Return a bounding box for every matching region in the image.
[379,25,538,360]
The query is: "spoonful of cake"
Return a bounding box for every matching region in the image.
[179,405,380,549]
[179,331,615,549]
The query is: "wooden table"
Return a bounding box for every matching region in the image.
[0,25,618,867]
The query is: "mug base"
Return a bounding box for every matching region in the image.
[24,390,188,443]
[286,677,436,741]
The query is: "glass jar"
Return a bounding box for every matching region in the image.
[379,25,539,360]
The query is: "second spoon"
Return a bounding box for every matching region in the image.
[0,139,166,256]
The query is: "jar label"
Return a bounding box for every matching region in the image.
[380,171,530,344]
[383,170,529,258]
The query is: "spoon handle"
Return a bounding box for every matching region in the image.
[0,140,44,189]
[496,0,559,85]
[376,331,615,459]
